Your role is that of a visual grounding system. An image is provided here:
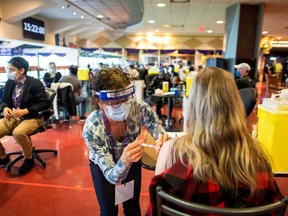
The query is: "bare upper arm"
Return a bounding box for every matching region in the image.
[155,137,178,175]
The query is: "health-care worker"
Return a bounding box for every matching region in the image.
[82,67,168,216]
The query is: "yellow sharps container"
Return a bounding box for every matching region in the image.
[162,81,169,92]
[78,68,89,81]
[185,77,194,96]
[257,105,288,174]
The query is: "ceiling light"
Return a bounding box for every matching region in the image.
[163,24,170,28]
[171,24,184,28]
[61,6,65,9]
[97,15,104,19]
[155,29,160,32]
[207,30,213,33]
[216,20,224,24]
[81,16,84,19]
[262,31,268,34]
[157,3,166,7]
[148,20,155,24]
[73,12,77,15]
[100,27,105,30]
[271,41,288,47]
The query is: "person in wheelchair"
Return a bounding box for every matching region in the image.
[149,67,282,214]
[0,57,50,175]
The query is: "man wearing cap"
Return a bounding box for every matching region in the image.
[234,63,256,89]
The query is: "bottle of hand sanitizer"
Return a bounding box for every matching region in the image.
[182,85,186,96]
[252,125,258,139]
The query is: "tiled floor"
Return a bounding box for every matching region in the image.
[0,82,287,216]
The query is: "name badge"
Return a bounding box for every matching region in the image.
[115,180,134,205]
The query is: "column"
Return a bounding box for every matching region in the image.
[224,3,264,79]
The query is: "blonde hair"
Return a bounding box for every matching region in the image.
[175,67,271,195]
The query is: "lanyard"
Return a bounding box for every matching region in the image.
[12,82,25,108]
[103,111,129,162]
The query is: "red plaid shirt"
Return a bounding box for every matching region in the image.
[148,159,282,216]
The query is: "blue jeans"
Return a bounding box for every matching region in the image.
[90,160,141,216]
[76,96,87,118]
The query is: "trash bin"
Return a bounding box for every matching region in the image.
[257,105,288,174]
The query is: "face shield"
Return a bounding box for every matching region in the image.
[96,84,135,101]
[96,84,135,121]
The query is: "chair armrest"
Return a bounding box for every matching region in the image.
[146,88,154,95]
[38,108,54,121]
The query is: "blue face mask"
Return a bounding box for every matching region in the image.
[106,102,131,121]
[8,73,16,80]
[235,70,241,78]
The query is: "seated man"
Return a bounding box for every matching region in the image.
[59,65,87,122]
[234,63,256,89]
[149,69,173,121]
[0,57,50,175]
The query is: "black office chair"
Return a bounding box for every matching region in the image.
[156,185,288,216]
[239,87,258,118]
[144,74,158,103]
[0,86,4,103]
[56,85,77,128]
[5,88,58,172]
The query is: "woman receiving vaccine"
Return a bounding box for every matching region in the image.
[82,67,167,216]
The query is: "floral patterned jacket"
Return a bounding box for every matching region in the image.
[82,99,166,184]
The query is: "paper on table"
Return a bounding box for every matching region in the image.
[161,92,175,96]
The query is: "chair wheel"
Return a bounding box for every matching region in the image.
[5,165,11,172]
[43,162,46,168]
[53,152,58,156]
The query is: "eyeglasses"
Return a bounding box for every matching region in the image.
[101,98,131,108]
[6,67,18,73]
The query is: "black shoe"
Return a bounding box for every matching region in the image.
[62,116,71,123]
[79,116,86,122]
[18,158,35,175]
[0,156,10,168]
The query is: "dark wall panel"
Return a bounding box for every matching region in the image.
[236,5,261,59]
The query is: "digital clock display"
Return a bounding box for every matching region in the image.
[23,17,45,41]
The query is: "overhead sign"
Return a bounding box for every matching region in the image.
[23,17,45,41]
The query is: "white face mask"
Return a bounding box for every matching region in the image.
[105,102,131,121]
[7,72,21,81]
[49,68,55,73]
[8,72,16,80]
